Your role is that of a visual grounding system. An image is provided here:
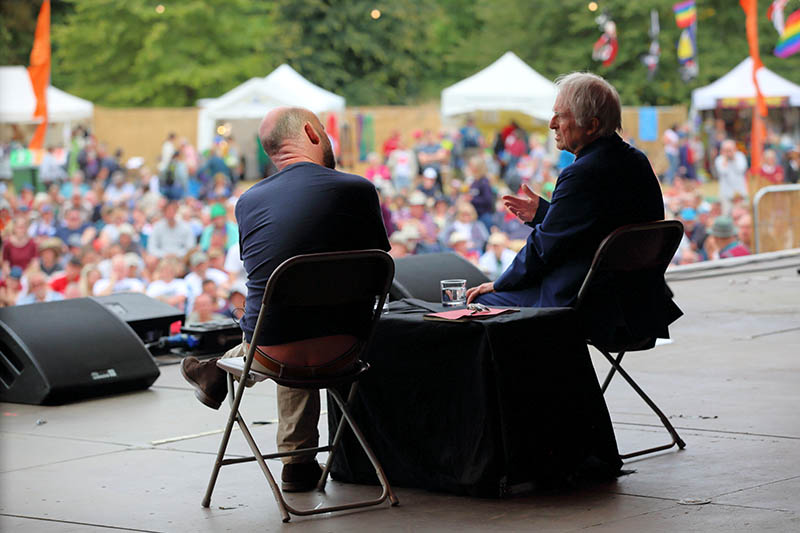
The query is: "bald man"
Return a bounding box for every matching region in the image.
[181,107,390,491]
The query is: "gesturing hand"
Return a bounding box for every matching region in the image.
[502,184,540,223]
[466,282,494,305]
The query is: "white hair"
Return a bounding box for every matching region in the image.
[554,72,622,137]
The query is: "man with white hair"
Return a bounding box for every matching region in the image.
[467,71,675,328]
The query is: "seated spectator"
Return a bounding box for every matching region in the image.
[16,271,64,305]
[147,258,189,311]
[395,191,438,244]
[758,149,784,185]
[221,282,247,320]
[440,201,489,253]
[199,203,238,252]
[679,208,707,253]
[50,257,83,294]
[702,216,750,260]
[92,254,146,295]
[186,293,227,324]
[55,207,94,250]
[785,147,799,184]
[478,232,516,280]
[205,172,232,202]
[3,216,37,271]
[78,263,101,297]
[388,230,413,259]
[448,231,479,264]
[147,200,196,258]
[418,167,442,199]
[364,152,391,188]
[28,204,58,241]
[104,171,136,206]
[1,266,24,306]
[37,237,65,276]
[184,251,228,299]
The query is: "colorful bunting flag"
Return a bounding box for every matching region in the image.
[673,1,698,82]
[592,13,618,67]
[673,0,697,29]
[774,8,800,58]
[641,9,661,80]
[767,0,789,35]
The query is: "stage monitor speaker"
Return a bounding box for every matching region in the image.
[390,252,490,302]
[92,293,184,344]
[0,298,160,405]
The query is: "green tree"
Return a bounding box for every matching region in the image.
[52,0,273,106]
[268,0,441,105]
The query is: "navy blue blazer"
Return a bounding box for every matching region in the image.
[494,134,664,307]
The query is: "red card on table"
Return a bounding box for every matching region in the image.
[423,307,519,322]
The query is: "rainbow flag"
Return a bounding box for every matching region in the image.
[775,8,800,58]
[673,0,697,29]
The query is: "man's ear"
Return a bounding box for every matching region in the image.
[587,117,600,136]
[304,122,320,145]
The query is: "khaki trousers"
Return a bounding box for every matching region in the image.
[222,340,319,464]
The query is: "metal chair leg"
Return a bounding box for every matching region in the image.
[202,371,251,508]
[600,351,624,393]
[317,383,358,491]
[600,350,686,460]
[328,388,399,506]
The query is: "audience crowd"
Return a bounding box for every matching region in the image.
[1,119,798,310]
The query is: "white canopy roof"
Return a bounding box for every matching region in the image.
[441,52,557,121]
[197,64,345,150]
[691,57,800,111]
[0,66,94,123]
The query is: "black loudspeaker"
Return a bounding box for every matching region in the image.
[0,298,160,405]
[390,252,490,302]
[92,293,184,344]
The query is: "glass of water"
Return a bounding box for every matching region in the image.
[441,279,467,307]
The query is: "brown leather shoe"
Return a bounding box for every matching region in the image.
[281,461,323,492]
[180,356,228,410]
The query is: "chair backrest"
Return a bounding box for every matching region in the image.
[574,221,684,352]
[254,250,394,346]
[576,221,683,308]
[390,252,490,302]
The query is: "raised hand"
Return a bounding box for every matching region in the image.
[501,184,540,223]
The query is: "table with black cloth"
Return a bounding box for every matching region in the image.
[328,299,622,498]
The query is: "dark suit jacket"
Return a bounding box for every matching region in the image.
[494,134,680,345]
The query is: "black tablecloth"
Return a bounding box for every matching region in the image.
[328,300,622,497]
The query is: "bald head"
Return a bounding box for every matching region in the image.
[258,107,335,170]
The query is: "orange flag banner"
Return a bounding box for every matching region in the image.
[740,0,768,176]
[28,0,51,150]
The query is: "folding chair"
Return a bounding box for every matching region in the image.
[202,250,399,522]
[575,221,687,460]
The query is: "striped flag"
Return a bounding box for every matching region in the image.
[775,8,800,58]
[673,0,697,29]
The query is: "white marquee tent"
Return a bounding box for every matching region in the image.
[441,52,557,121]
[0,66,93,124]
[691,57,800,111]
[196,64,346,151]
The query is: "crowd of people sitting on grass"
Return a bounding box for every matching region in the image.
[2,119,798,309]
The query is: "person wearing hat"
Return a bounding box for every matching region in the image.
[440,201,489,253]
[702,216,749,260]
[679,207,707,252]
[478,232,516,280]
[418,166,442,200]
[448,231,479,264]
[199,203,238,252]
[37,237,65,276]
[1,266,24,306]
[147,200,196,258]
[180,107,390,492]
[395,190,438,244]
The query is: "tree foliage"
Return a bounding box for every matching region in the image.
[52,0,272,106]
[12,0,799,107]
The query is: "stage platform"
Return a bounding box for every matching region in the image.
[2,252,799,531]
